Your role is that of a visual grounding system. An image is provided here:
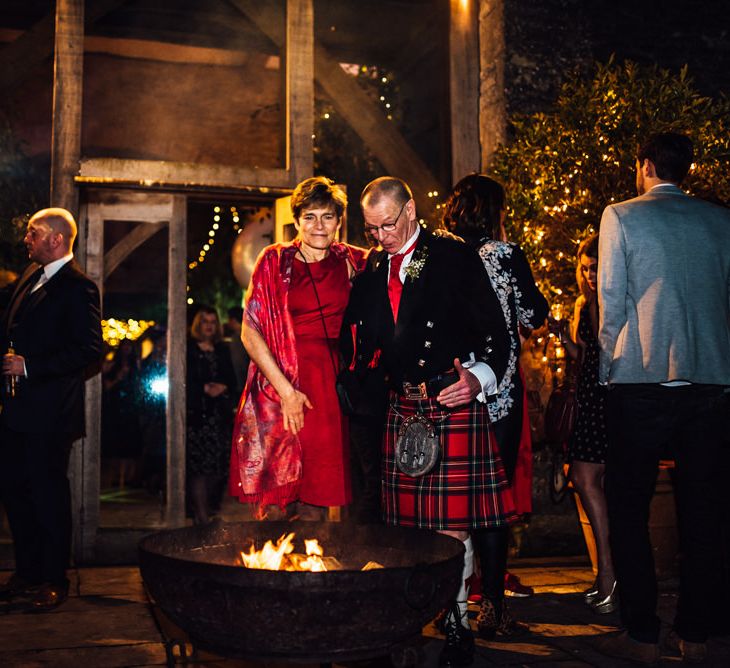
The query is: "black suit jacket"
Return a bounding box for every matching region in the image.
[0,260,102,437]
[342,230,510,396]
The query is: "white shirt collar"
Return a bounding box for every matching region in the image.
[649,182,680,191]
[42,254,73,281]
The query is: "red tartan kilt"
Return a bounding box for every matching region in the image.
[382,394,517,530]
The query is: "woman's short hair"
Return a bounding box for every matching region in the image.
[291,176,347,220]
[576,233,599,299]
[190,306,223,343]
[441,174,505,242]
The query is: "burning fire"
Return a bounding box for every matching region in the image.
[240,533,385,572]
[241,532,328,572]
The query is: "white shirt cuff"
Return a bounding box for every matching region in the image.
[462,359,497,403]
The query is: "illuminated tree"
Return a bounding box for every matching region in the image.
[491,59,730,314]
[0,118,48,274]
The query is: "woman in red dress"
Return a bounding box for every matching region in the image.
[229,177,367,519]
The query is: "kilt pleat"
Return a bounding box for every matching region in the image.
[382,394,517,530]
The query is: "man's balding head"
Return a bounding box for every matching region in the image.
[25,208,77,265]
[360,177,419,254]
[360,176,413,210]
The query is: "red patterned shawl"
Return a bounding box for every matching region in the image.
[230,240,367,509]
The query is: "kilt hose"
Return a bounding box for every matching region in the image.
[382,393,517,530]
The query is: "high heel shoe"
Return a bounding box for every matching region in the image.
[583,583,599,604]
[590,581,617,614]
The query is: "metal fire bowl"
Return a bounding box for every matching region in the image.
[139,520,464,663]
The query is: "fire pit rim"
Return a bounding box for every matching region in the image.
[138,520,465,575]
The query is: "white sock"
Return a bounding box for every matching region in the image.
[447,536,474,629]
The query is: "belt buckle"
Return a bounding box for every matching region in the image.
[402,381,428,400]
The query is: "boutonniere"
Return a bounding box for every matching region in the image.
[404,246,428,282]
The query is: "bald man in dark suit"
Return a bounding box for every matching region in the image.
[0,208,102,611]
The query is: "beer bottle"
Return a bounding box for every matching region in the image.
[4,340,17,398]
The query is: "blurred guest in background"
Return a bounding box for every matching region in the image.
[224,306,249,399]
[139,330,167,495]
[550,233,616,614]
[101,338,142,488]
[187,306,236,525]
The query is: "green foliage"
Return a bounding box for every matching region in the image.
[491,59,730,311]
[0,117,48,273]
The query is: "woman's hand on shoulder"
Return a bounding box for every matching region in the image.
[279,386,313,434]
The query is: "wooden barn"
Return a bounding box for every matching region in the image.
[0,0,508,561]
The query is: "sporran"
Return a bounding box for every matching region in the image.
[395,413,440,477]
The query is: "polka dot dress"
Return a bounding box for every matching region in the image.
[568,306,609,464]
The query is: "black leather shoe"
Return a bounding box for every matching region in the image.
[439,609,474,667]
[0,573,33,601]
[27,582,69,612]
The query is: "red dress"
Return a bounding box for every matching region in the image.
[288,253,352,506]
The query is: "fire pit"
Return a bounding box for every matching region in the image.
[139,520,463,664]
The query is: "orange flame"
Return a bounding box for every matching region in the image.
[241,533,328,572]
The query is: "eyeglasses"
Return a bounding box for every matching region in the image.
[364,200,407,236]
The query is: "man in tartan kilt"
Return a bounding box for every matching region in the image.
[342,177,516,667]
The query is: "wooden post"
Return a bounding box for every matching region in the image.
[74,203,104,562]
[165,195,187,527]
[286,0,314,184]
[450,0,481,183]
[478,0,507,170]
[50,0,84,216]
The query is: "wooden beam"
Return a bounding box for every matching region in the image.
[78,158,293,191]
[450,0,481,183]
[50,0,84,216]
[103,222,167,280]
[286,0,314,184]
[313,44,440,219]
[478,0,507,170]
[165,195,187,528]
[85,189,175,222]
[230,0,441,219]
[0,0,127,94]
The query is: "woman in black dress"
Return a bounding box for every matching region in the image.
[187,306,236,525]
[553,234,615,613]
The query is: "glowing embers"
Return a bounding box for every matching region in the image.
[240,532,383,572]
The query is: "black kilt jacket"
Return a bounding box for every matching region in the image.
[342,230,510,398]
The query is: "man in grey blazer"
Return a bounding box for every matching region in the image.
[597,132,730,664]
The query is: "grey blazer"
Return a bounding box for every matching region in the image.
[598,184,730,385]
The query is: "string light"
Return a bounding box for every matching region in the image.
[102,318,155,347]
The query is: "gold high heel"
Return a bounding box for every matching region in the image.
[590,581,617,614]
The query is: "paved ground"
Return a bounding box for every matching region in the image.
[1,558,729,667]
